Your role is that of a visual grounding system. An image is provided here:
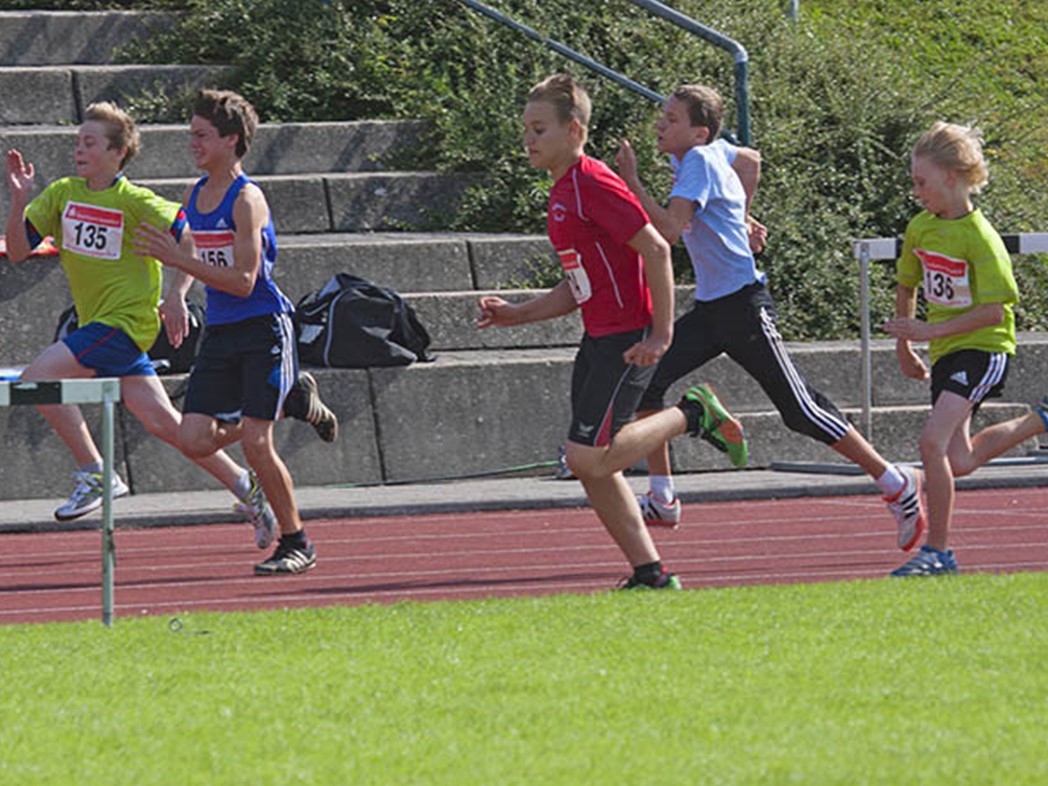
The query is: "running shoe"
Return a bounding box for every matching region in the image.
[890,545,958,577]
[618,570,683,590]
[254,536,317,575]
[637,492,682,527]
[54,469,130,522]
[284,371,339,443]
[233,469,277,550]
[884,465,925,551]
[679,383,748,468]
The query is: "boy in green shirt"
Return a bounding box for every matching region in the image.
[4,102,277,547]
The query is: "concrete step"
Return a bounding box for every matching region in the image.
[0,231,556,365]
[0,120,428,181]
[134,171,479,233]
[0,64,231,126]
[0,10,170,66]
[1,349,1043,501]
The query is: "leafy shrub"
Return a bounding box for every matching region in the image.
[97,0,1048,338]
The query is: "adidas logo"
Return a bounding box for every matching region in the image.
[950,370,968,386]
[216,218,228,229]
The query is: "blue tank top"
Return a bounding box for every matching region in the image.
[185,174,292,325]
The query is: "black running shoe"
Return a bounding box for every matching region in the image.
[254,537,317,575]
[284,371,338,443]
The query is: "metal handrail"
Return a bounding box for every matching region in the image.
[623,0,750,145]
[455,0,663,104]
[455,0,751,144]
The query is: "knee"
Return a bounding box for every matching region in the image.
[178,432,216,460]
[564,443,609,482]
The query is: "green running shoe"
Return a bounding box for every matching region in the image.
[679,383,748,468]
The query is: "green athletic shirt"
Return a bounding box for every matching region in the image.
[896,208,1018,365]
[25,176,182,351]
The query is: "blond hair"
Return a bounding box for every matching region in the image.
[912,121,989,193]
[83,101,140,169]
[527,74,591,135]
[670,84,724,142]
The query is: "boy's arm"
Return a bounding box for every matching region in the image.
[134,184,267,298]
[624,223,674,367]
[731,146,760,214]
[4,150,36,263]
[477,280,578,329]
[615,140,694,245]
[884,284,928,380]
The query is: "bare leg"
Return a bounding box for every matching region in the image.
[20,342,100,467]
[239,417,301,535]
[577,471,660,565]
[636,408,673,476]
[120,376,246,492]
[565,406,689,567]
[829,425,890,479]
[918,393,974,551]
[953,411,1046,476]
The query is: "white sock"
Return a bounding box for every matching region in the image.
[649,475,675,504]
[876,465,905,497]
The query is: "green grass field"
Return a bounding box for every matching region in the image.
[3,572,1046,785]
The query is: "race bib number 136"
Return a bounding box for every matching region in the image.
[916,248,972,308]
[62,202,123,260]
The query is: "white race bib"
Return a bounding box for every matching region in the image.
[62,201,123,260]
[194,229,235,268]
[558,248,591,304]
[916,248,972,308]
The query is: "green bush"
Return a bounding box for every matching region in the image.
[105,0,1048,338]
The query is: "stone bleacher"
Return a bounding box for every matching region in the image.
[1,9,1043,503]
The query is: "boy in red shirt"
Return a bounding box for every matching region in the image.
[478,74,745,589]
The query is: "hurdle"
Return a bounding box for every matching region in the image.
[0,378,122,626]
[854,232,1048,439]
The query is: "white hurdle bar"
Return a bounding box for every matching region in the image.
[0,378,122,626]
[853,233,1048,439]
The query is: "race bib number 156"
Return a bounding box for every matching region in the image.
[62,202,124,260]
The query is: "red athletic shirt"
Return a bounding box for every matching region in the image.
[546,155,652,337]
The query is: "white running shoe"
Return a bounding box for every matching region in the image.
[637,492,682,527]
[233,470,278,550]
[884,465,925,551]
[54,470,130,522]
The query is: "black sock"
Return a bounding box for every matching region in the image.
[677,398,704,437]
[283,529,309,549]
[633,561,663,586]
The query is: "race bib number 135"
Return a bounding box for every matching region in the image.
[62,202,124,260]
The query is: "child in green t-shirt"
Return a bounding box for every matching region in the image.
[884,121,1022,576]
[4,102,277,546]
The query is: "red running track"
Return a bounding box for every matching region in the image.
[2,486,1047,625]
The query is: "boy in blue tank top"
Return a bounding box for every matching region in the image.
[5,101,277,542]
[135,90,329,575]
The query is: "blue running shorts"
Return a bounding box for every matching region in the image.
[63,322,156,377]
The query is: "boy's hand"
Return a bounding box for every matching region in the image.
[476,295,515,329]
[159,296,189,350]
[614,139,640,189]
[133,221,180,266]
[747,214,767,255]
[5,150,34,200]
[623,331,670,367]
[895,342,929,381]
